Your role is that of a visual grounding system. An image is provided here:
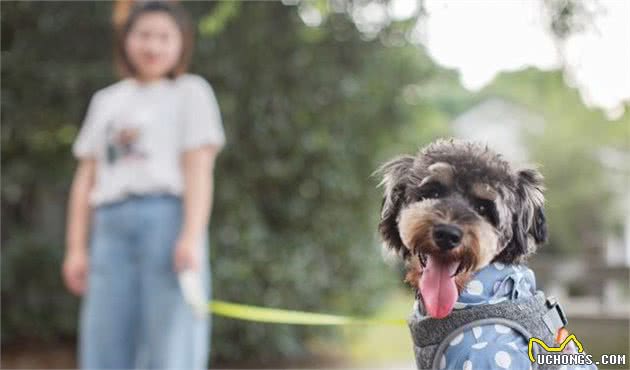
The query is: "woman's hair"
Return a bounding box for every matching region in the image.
[113,1,194,78]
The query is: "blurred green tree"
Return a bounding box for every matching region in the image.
[1,0,115,346]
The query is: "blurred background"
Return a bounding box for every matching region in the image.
[1,0,628,368]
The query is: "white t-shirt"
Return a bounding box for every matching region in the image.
[73,74,225,206]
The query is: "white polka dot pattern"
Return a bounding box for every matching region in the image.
[463,359,473,370]
[450,332,464,346]
[472,326,482,339]
[466,280,484,295]
[495,324,510,334]
[494,351,511,369]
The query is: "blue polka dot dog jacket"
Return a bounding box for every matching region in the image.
[408,263,597,370]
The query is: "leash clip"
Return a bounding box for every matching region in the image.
[543,296,568,334]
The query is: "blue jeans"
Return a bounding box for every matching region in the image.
[79,195,210,369]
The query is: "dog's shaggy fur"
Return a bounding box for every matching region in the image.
[376,139,548,316]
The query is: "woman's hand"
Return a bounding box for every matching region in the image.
[62,249,89,296]
[173,235,201,272]
[176,145,219,272]
[64,159,95,296]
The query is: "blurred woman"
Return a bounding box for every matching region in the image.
[62,2,224,368]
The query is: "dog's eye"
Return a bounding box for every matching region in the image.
[418,183,446,200]
[473,199,498,224]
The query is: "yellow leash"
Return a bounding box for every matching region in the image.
[209,300,407,326]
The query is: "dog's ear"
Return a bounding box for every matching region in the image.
[518,168,547,245]
[376,155,415,258]
[497,168,547,263]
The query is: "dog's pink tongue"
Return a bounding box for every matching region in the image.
[419,256,460,319]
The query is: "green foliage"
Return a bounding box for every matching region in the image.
[189,3,450,362]
[1,233,79,342]
[2,1,114,345]
[198,2,240,38]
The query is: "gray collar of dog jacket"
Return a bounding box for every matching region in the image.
[408,272,568,369]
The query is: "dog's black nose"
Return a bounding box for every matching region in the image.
[433,224,463,250]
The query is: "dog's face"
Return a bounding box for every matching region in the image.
[377,139,547,318]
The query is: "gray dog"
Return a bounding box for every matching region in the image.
[376,139,595,370]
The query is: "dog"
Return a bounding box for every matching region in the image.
[376,139,595,370]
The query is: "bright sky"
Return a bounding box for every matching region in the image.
[312,0,630,119]
[413,0,630,119]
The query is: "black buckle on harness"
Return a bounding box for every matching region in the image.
[543,296,568,334]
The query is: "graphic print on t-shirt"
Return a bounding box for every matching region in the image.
[105,120,147,165]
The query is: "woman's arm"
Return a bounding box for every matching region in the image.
[63,158,96,296]
[174,145,219,272]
